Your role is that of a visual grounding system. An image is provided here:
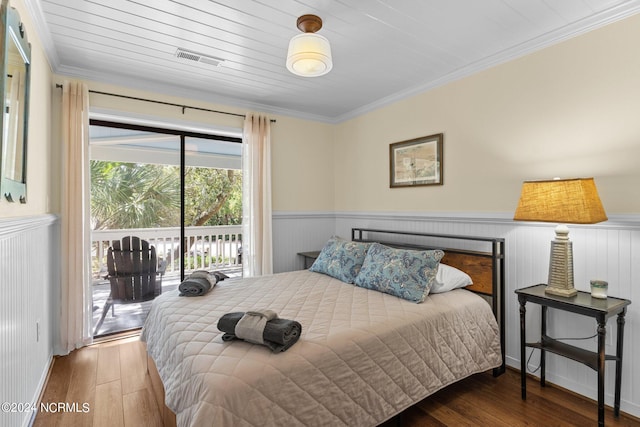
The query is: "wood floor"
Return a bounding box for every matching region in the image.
[34,336,161,427]
[35,336,640,427]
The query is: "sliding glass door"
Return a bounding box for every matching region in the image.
[89,121,241,337]
[183,136,243,275]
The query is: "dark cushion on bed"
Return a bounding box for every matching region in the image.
[309,236,371,283]
[354,243,444,303]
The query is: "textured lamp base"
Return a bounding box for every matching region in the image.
[544,285,577,297]
[545,226,577,298]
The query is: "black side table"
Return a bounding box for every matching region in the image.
[516,284,631,427]
[297,251,320,269]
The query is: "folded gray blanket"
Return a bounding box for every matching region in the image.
[179,270,229,296]
[217,311,302,352]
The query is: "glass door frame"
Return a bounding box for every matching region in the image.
[90,118,242,281]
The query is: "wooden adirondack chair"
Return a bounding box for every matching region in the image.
[94,236,166,335]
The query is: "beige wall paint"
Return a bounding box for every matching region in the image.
[269,116,334,211]
[0,0,52,218]
[334,13,640,215]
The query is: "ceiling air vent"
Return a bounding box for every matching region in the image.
[175,48,224,67]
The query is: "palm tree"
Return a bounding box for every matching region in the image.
[90,161,181,230]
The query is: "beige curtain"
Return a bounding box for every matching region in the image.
[242,113,273,277]
[58,81,93,354]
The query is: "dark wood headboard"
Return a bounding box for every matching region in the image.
[351,227,506,376]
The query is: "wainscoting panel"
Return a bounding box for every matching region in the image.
[272,212,336,273]
[0,215,59,427]
[272,211,640,419]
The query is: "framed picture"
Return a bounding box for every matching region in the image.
[389,133,443,188]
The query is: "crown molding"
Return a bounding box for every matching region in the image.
[23,0,60,69]
[54,63,336,124]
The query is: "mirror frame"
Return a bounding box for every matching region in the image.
[0,0,31,204]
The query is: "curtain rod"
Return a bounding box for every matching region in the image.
[55,84,276,123]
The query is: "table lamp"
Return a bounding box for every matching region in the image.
[513,178,607,297]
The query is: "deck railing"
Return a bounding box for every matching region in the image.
[91,225,242,278]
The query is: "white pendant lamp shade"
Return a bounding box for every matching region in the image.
[286,33,332,77]
[286,14,333,77]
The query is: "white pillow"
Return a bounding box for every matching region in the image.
[430,264,473,294]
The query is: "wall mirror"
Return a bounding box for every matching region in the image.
[1,0,30,203]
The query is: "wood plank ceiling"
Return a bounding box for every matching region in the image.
[31,0,640,122]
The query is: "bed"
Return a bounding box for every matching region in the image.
[141,228,505,426]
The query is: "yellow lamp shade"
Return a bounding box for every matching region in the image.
[513,178,607,224]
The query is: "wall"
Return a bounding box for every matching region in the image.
[0,1,55,426]
[0,216,58,427]
[333,13,640,214]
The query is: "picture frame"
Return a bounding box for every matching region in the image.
[389,133,443,188]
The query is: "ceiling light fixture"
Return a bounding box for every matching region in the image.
[286,14,333,77]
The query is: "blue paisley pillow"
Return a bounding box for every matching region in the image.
[354,243,444,303]
[309,236,371,283]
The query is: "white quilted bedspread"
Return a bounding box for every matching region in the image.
[141,269,501,427]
